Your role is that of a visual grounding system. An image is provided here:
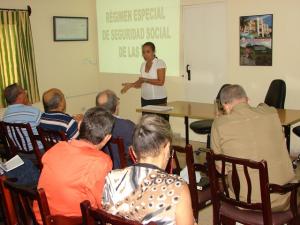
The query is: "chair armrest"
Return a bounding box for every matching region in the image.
[269,182,300,194]
[270,181,300,217]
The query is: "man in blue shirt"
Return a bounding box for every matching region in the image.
[96,89,135,169]
[3,83,42,151]
[39,88,79,140]
[2,83,41,185]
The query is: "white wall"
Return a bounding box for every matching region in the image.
[1,0,300,154]
[227,0,300,155]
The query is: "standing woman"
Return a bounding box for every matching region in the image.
[121,42,167,107]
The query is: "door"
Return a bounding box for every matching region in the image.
[183,2,227,102]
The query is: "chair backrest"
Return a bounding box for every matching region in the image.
[0,122,11,158]
[168,145,209,220]
[215,84,231,113]
[1,122,42,168]
[216,84,231,100]
[3,180,81,225]
[108,137,128,169]
[80,200,157,225]
[167,145,186,175]
[4,180,43,225]
[206,151,273,225]
[37,127,67,151]
[264,79,286,109]
[0,176,17,225]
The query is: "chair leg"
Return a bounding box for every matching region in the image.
[193,209,199,224]
[207,134,211,149]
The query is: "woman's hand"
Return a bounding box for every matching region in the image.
[121,83,133,94]
[138,77,146,83]
[121,78,146,94]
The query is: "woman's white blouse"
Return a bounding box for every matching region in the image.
[140,58,167,100]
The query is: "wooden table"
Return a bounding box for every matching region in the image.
[137,101,300,151]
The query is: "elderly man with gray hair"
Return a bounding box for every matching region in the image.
[39,88,79,140]
[96,89,135,169]
[211,84,297,212]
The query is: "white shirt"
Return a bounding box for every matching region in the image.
[140,58,167,100]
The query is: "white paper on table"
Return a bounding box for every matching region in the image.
[142,105,174,112]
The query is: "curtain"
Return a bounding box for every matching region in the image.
[0,10,40,107]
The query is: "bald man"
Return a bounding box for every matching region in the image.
[211,84,297,211]
[39,88,79,140]
[96,90,135,169]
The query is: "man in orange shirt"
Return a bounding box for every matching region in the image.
[34,107,114,221]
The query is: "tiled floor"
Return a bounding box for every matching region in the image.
[173,138,300,225]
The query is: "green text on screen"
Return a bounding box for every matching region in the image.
[96,0,180,76]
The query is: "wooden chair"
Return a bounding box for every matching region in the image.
[0,176,17,225]
[207,150,300,225]
[167,145,211,222]
[108,137,128,169]
[37,127,67,151]
[0,122,10,159]
[3,179,81,225]
[0,122,42,169]
[80,200,157,225]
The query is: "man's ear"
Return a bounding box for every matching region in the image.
[223,104,230,114]
[97,134,112,150]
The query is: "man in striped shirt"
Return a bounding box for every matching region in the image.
[39,88,79,140]
[3,83,43,150]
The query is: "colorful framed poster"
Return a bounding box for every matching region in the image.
[240,14,273,66]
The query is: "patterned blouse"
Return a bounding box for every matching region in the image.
[102,163,186,225]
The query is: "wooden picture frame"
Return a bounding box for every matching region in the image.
[53,16,88,41]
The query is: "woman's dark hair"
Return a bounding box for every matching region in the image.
[142,42,157,58]
[133,114,172,160]
[78,107,115,145]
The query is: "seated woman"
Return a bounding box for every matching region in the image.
[102,115,196,225]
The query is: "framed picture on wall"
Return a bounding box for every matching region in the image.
[240,14,273,66]
[53,16,88,41]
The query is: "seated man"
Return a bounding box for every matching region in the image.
[34,107,114,221]
[96,89,135,168]
[39,88,79,140]
[102,115,196,225]
[3,83,43,150]
[211,84,297,211]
